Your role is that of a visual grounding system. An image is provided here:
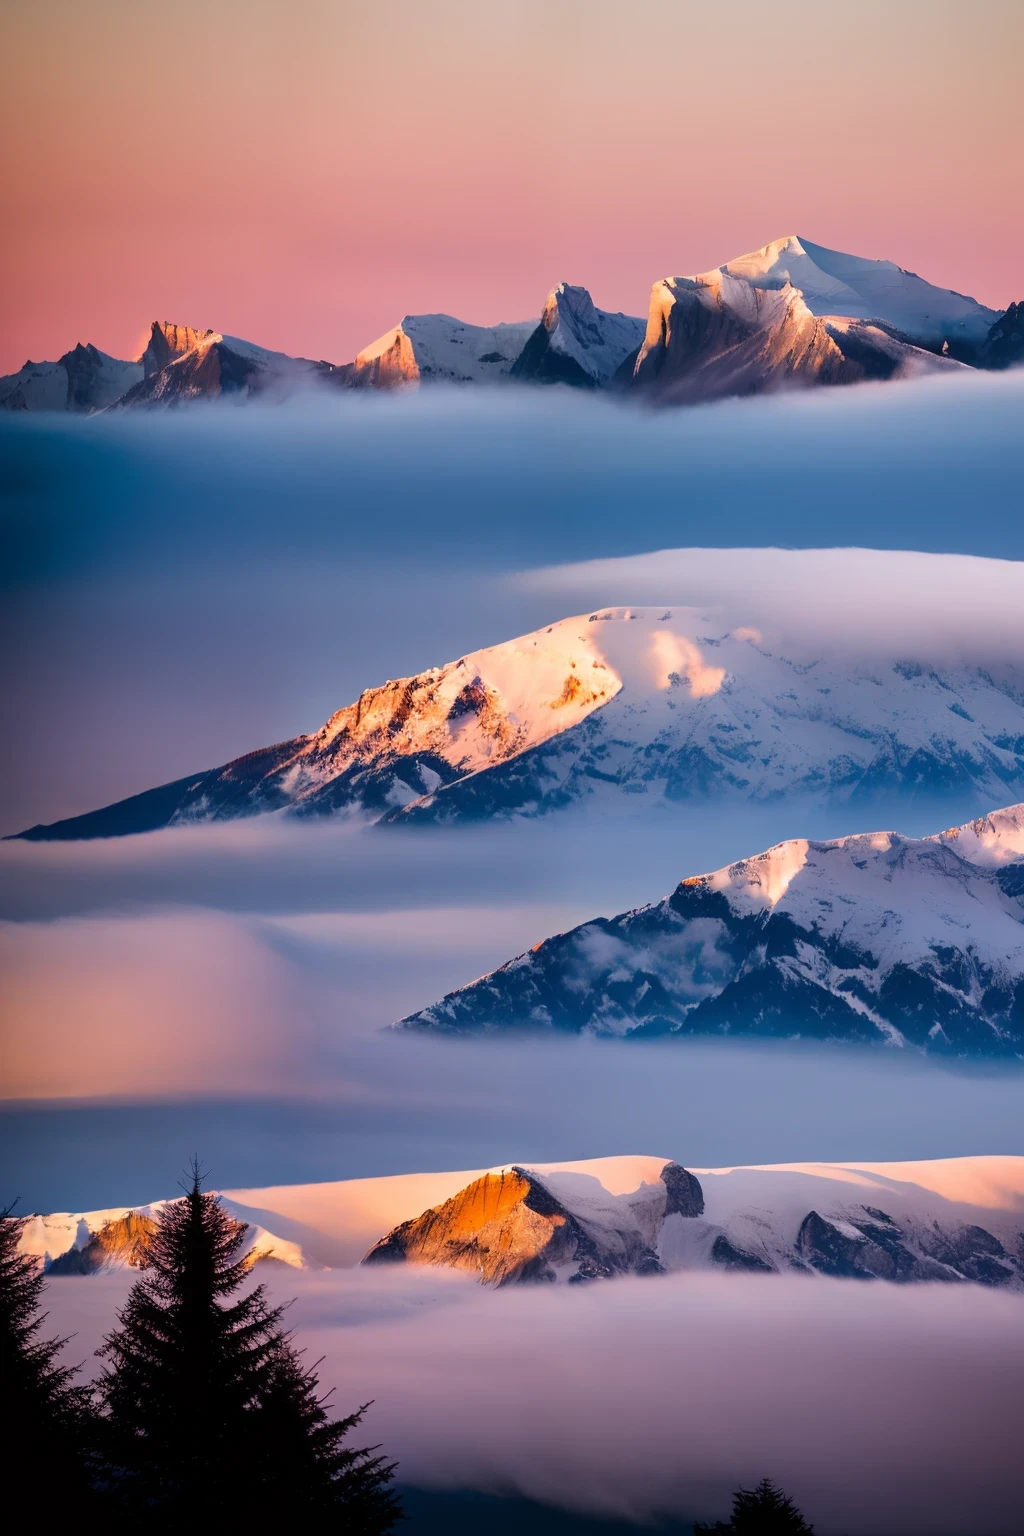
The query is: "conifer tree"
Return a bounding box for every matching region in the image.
[696,1476,814,1533]
[0,1203,99,1504]
[97,1163,400,1530]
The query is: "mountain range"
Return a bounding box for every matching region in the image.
[397,804,1024,1056]
[19,1155,1024,1292]
[17,607,1024,841]
[3,236,1020,415]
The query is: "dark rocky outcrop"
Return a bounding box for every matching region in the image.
[978,301,1024,370]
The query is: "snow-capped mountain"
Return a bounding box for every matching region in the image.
[396,803,1024,1054]
[714,235,999,351]
[6,236,1017,412]
[109,320,339,407]
[18,1197,312,1274]
[25,1156,1023,1289]
[0,343,142,412]
[341,313,536,387]
[16,607,1024,841]
[510,284,645,387]
[630,270,962,405]
[362,1155,1024,1288]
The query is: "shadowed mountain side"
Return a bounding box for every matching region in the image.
[396,806,1024,1056]
[361,1158,1024,1289]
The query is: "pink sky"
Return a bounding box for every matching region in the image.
[2,0,1022,374]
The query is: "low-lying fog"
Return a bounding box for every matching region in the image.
[41,1265,1024,1535]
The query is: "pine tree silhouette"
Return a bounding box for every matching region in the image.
[0,1202,100,1506]
[97,1161,400,1529]
[696,1476,814,1533]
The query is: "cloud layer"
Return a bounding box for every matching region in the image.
[44,1266,1024,1535]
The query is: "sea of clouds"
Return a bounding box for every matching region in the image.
[42,1263,1024,1535]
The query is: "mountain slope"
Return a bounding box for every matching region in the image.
[717,235,999,351]
[109,320,339,407]
[15,608,1024,841]
[629,271,963,404]
[510,284,645,387]
[0,343,142,412]
[362,1156,1024,1288]
[980,301,1024,370]
[343,313,536,387]
[18,1197,312,1273]
[397,804,1024,1056]
[363,1165,668,1283]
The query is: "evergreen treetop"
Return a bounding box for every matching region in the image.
[97,1162,400,1530]
[0,1202,98,1501]
[696,1476,814,1533]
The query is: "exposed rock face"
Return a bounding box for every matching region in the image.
[709,1234,775,1273]
[362,1164,689,1285]
[795,1209,1019,1284]
[47,1212,156,1275]
[979,301,1024,370]
[662,1161,705,1217]
[111,323,339,409]
[0,344,142,412]
[360,1159,1024,1288]
[629,274,960,404]
[396,805,1024,1057]
[142,321,214,376]
[511,284,645,388]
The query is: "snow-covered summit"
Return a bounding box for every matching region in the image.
[16,606,1024,840]
[109,321,337,408]
[18,1197,311,1274]
[345,313,536,388]
[24,1156,1023,1289]
[0,343,142,413]
[511,284,645,386]
[397,800,1024,1055]
[720,235,999,349]
[630,265,964,403]
[361,1153,1024,1287]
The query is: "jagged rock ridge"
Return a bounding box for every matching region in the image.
[110,320,340,407]
[0,343,142,412]
[511,284,645,387]
[397,804,1024,1057]
[362,1158,1024,1288]
[5,236,1017,412]
[362,1164,674,1284]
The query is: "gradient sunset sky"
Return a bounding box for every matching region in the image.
[2,0,1022,374]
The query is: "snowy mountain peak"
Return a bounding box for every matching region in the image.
[0,343,142,413]
[17,605,1024,841]
[347,313,536,388]
[719,234,999,347]
[513,286,645,386]
[361,1155,1024,1287]
[397,801,1024,1055]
